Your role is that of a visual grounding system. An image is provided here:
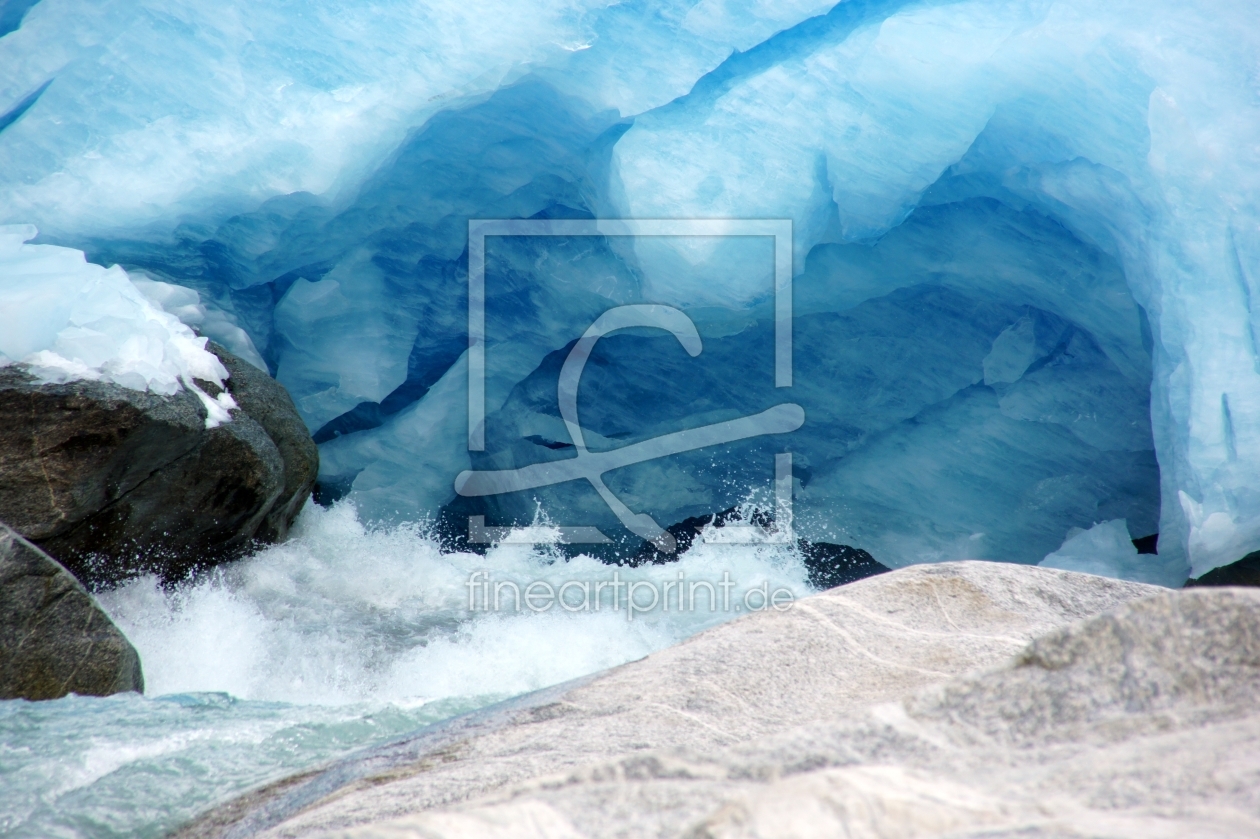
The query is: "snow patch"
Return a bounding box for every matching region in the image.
[0,225,235,426]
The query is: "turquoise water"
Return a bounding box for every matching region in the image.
[0,503,809,837]
[0,691,492,838]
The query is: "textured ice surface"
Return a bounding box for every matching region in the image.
[1038,518,1149,582]
[132,276,267,371]
[0,0,834,239]
[0,225,235,423]
[3,0,1258,581]
[0,0,603,237]
[601,0,1260,582]
[1033,516,1159,582]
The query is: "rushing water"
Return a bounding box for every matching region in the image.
[0,502,811,838]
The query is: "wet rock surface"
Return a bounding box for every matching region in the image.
[0,344,316,586]
[205,344,320,545]
[0,522,143,700]
[628,507,891,589]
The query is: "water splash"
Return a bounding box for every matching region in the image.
[0,502,811,837]
[101,502,810,705]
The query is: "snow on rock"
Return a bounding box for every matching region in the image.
[0,225,235,426]
[130,275,267,373]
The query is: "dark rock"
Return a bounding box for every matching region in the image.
[798,540,890,589]
[0,345,317,586]
[0,522,143,700]
[639,509,743,562]
[436,500,890,588]
[1185,549,1260,588]
[621,507,773,566]
[205,343,318,543]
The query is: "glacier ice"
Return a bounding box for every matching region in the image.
[2,0,1259,583]
[0,0,604,236]
[132,275,267,371]
[1038,519,1149,583]
[598,0,1260,582]
[0,225,235,424]
[0,0,834,240]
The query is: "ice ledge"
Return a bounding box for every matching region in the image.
[0,224,235,427]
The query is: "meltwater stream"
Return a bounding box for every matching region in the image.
[0,503,811,838]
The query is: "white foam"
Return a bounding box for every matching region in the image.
[98,502,811,706]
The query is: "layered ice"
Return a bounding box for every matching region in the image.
[0,0,599,236]
[0,0,838,239]
[0,225,235,423]
[601,0,1260,582]
[2,0,1259,582]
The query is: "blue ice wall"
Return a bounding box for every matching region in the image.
[2,0,1258,583]
[0,0,40,38]
[470,199,1159,571]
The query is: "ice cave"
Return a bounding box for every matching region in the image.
[1,1,1258,836]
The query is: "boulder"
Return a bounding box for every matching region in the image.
[212,572,1260,839]
[0,343,317,585]
[205,343,319,544]
[0,521,143,700]
[573,587,1260,839]
[310,587,1260,839]
[173,562,1160,838]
